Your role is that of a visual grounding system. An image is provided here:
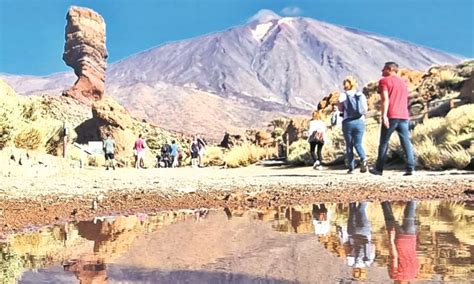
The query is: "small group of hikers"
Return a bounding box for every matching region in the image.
[157,135,207,168]
[102,133,207,170]
[308,61,415,176]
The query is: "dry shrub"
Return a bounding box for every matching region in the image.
[21,100,41,121]
[412,117,446,144]
[442,104,474,144]
[287,139,311,166]
[45,126,63,155]
[441,144,471,169]
[438,70,464,89]
[223,143,268,168]
[364,124,381,164]
[203,146,225,166]
[0,113,14,149]
[415,138,470,170]
[14,127,42,150]
[322,127,344,163]
[415,138,444,170]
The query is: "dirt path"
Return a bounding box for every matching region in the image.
[0,165,473,235]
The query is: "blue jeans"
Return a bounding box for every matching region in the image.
[342,118,367,170]
[375,119,415,172]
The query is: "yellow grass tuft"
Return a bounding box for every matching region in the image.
[443,104,474,144]
[14,127,43,150]
[203,146,225,166]
[440,144,471,170]
[438,69,464,88]
[223,143,269,168]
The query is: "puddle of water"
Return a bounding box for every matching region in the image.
[1,201,472,283]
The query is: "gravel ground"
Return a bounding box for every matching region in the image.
[0,165,473,235]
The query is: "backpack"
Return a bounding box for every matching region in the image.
[191,142,199,153]
[345,92,367,119]
[161,144,171,154]
[309,130,324,143]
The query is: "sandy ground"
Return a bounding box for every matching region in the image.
[0,164,473,235]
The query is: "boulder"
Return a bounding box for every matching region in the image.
[459,72,474,103]
[284,118,309,145]
[62,6,107,105]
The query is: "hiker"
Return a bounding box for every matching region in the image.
[338,76,368,174]
[346,202,375,269]
[312,204,331,236]
[160,141,172,168]
[370,62,415,176]
[133,134,146,169]
[330,104,343,127]
[170,140,179,168]
[190,137,199,168]
[156,142,172,168]
[196,134,207,167]
[381,201,419,281]
[103,133,116,170]
[307,110,326,169]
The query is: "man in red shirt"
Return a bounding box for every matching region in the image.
[370,62,415,176]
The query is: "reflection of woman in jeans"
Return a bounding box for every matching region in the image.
[382,201,420,281]
[346,202,375,268]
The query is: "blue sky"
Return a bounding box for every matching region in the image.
[0,0,472,76]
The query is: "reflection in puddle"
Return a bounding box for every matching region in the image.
[1,201,472,283]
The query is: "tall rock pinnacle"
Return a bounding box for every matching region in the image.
[62,6,108,105]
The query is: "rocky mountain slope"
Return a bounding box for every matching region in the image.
[1,10,463,138]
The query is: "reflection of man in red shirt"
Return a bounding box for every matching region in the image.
[381,201,419,281]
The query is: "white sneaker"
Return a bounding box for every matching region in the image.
[313,161,320,169]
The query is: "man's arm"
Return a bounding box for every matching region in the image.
[381,90,390,128]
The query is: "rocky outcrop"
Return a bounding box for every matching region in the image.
[284,118,309,145]
[92,97,136,157]
[62,6,107,105]
[459,72,474,103]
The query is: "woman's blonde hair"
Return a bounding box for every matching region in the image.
[311,110,321,120]
[343,76,358,91]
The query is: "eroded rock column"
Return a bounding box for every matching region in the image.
[62,6,107,105]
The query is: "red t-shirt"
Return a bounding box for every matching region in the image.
[378,75,410,119]
[389,234,420,280]
[134,138,145,152]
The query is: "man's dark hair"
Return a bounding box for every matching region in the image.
[139,134,142,138]
[384,61,399,72]
[172,140,176,144]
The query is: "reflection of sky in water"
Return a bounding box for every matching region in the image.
[1,201,472,283]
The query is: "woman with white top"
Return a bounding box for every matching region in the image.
[338,76,368,174]
[307,110,326,169]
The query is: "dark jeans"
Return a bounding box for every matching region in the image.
[375,119,415,172]
[309,141,324,163]
[382,201,417,235]
[342,118,367,170]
